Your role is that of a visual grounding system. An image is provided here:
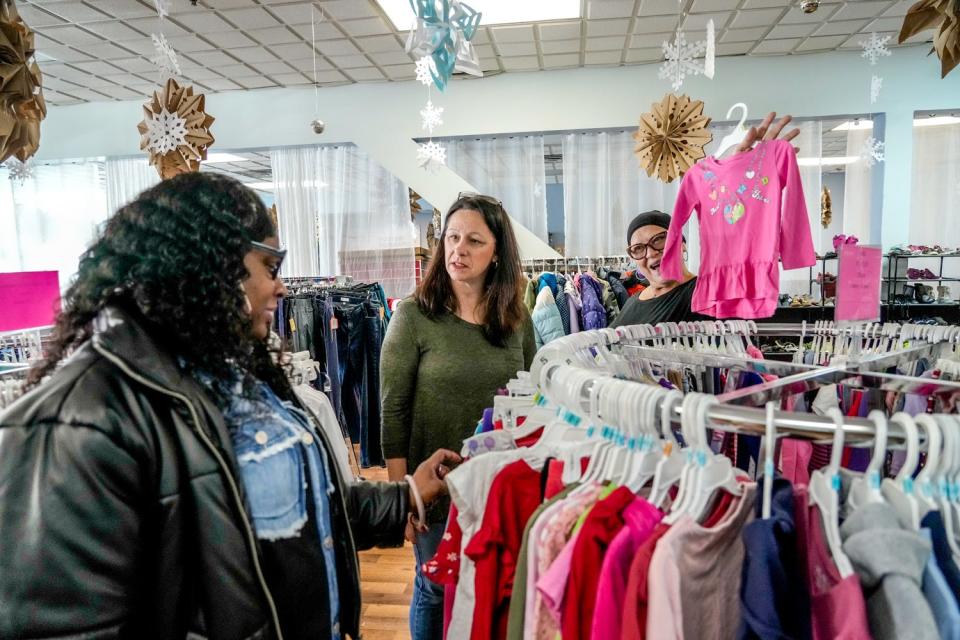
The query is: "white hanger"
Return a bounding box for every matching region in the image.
[761,401,777,520]
[687,395,744,523]
[624,385,667,492]
[882,412,922,530]
[913,414,942,519]
[932,415,960,561]
[649,390,685,509]
[846,410,889,512]
[663,393,704,523]
[713,102,749,159]
[808,407,855,578]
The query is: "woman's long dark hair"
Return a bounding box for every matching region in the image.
[27,172,293,401]
[415,194,526,347]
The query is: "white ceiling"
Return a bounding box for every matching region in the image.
[23,0,930,107]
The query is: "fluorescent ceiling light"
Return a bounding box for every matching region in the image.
[914,115,960,127]
[375,0,581,31]
[797,156,860,166]
[831,120,874,131]
[203,152,247,163]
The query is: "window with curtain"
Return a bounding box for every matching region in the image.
[445,135,549,242]
[105,157,160,215]
[910,121,960,249]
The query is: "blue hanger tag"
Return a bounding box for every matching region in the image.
[922,482,934,499]
[696,450,707,467]
[831,474,841,491]
[868,471,881,490]
[903,477,915,496]
[586,426,596,438]
[764,460,774,479]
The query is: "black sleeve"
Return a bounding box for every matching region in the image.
[343,480,409,550]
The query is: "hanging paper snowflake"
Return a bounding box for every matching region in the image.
[153,0,170,19]
[658,30,708,91]
[533,182,543,198]
[859,136,886,166]
[420,99,444,133]
[144,108,187,155]
[6,158,33,185]
[860,32,892,65]
[417,140,446,170]
[151,33,181,79]
[870,74,883,104]
[415,56,436,86]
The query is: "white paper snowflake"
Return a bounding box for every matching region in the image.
[6,158,33,185]
[145,108,188,155]
[860,32,892,66]
[533,182,543,198]
[870,74,883,104]
[415,56,436,87]
[420,99,444,134]
[153,0,170,18]
[859,136,885,166]
[417,140,447,170]
[151,33,181,79]
[658,30,708,91]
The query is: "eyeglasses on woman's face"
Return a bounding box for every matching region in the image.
[627,231,667,260]
[249,240,287,279]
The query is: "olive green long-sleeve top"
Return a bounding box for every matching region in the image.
[380,299,536,520]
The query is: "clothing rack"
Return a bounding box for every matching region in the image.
[521,255,631,274]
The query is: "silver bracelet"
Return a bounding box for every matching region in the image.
[404,474,427,531]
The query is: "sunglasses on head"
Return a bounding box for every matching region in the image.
[249,240,287,279]
[456,191,503,209]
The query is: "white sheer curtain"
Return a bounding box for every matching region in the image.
[105,157,160,215]
[445,135,548,242]
[0,162,110,287]
[910,122,960,249]
[271,145,417,298]
[562,131,681,259]
[843,127,875,243]
[272,145,322,277]
[781,120,823,296]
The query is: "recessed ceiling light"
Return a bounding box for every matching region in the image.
[203,152,247,164]
[375,0,581,31]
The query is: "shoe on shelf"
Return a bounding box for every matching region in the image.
[778,293,792,307]
[915,283,936,304]
[921,268,939,279]
[816,272,837,283]
[937,286,953,303]
[907,268,922,280]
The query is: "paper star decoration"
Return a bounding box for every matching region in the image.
[0,1,46,164]
[415,56,437,86]
[658,29,710,91]
[137,78,215,179]
[420,99,444,133]
[870,74,883,103]
[898,0,960,78]
[417,140,447,170]
[859,136,886,166]
[860,32,892,65]
[633,93,713,183]
[151,33,181,79]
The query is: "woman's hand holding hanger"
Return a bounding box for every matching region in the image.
[735,112,801,155]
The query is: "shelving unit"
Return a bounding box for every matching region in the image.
[884,252,960,322]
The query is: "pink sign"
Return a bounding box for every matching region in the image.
[0,271,61,332]
[835,244,882,322]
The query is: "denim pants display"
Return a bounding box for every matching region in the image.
[410,522,446,640]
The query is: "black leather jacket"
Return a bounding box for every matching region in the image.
[0,307,407,640]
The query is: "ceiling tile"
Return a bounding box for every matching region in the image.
[70,60,123,75]
[586,35,627,50]
[165,35,217,52]
[474,43,495,58]
[543,53,581,68]
[832,1,894,20]
[188,50,239,66]
[41,25,102,46]
[288,57,334,72]
[585,50,622,64]
[80,75,120,89]
[127,16,190,37]
[683,12,731,30]
[344,67,385,81]
[625,47,662,62]
[106,56,156,72]
[267,3,318,25]
[198,77,242,91]
[314,69,348,83]
[271,72,312,85]
[200,0,262,7]
[501,56,540,71]
[587,0,635,19]
[382,64,414,79]
[230,46,279,63]
[471,28,491,44]
[587,20,631,36]
[177,67,223,80]
[270,42,316,59]
[111,38,158,56]
[640,0,684,16]
[741,0,791,7]
[220,7,282,29]
[248,60,295,74]
[111,86,149,100]
[795,34,848,51]
[780,3,842,23]
[729,8,783,28]
[497,42,537,56]
[631,32,670,48]
[370,50,413,65]
[81,0,155,18]
[691,0,741,10]
[355,34,402,52]
[36,44,94,63]
[491,25,535,43]
[540,39,581,54]
[205,31,258,48]
[80,42,139,59]
[40,2,110,23]
[82,20,146,41]
[63,86,115,101]
[539,22,581,40]
[318,0,381,20]
[752,38,801,54]
[235,76,279,89]
[721,26,768,42]
[717,41,751,54]
[328,54,371,68]
[338,17,391,37]
[216,63,253,77]
[247,26,301,45]
[16,5,67,27]
[766,23,818,38]
[40,75,82,91]
[480,57,500,71]
[813,19,871,36]
[318,39,361,55]
[634,15,680,33]
[172,11,235,32]
[867,16,907,32]
[883,0,914,16]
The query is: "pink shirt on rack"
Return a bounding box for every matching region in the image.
[661,139,816,319]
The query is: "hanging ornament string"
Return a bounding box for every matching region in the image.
[309,5,325,134]
[150,0,179,84]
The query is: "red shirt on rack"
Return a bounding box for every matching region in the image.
[463,459,542,640]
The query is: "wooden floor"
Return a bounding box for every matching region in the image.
[357,465,415,640]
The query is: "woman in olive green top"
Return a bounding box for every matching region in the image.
[380,192,535,640]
